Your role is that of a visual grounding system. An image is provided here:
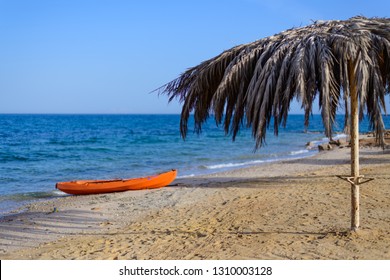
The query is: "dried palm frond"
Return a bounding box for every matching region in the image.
[158,16,390,149]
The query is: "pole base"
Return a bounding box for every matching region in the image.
[336,175,374,231]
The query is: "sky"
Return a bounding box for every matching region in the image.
[0,0,389,114]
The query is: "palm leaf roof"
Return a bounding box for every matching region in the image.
[159,16,390,148]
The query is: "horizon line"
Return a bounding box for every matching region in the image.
[0,112,342,116]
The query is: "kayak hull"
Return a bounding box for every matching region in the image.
[56,169,177,195]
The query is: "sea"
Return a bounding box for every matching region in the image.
[0,114,388,216]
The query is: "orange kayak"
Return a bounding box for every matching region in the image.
[56,169,177,195]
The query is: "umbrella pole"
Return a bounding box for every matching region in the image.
[350,82,360,231]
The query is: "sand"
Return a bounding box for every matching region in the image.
[1,139,390,260]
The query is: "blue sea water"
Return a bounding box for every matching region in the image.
[0,114,388,216]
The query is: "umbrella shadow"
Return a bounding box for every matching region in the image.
[230,230,349,237]
[170,174,341,189]
[298,156,390,166]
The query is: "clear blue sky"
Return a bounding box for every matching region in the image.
[0,0,389,114]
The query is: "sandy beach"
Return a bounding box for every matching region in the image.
[1,137,390,260]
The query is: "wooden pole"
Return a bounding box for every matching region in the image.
[350,76,360,231]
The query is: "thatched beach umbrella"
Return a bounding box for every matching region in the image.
[158,16,390,231]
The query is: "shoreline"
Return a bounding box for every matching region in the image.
[0,146,321,218]
[1,130,350,218]
[0,133,327,221]
[1,140,390,259]
[0,114,353,218]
